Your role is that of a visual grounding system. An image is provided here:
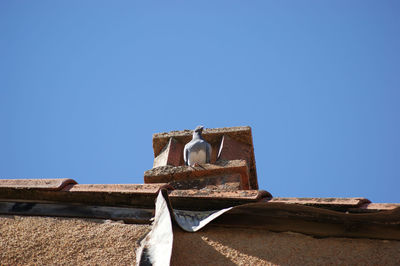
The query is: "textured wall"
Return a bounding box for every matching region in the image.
[1,215,400,265]
[0,215,150,265]
[172,226,400,266]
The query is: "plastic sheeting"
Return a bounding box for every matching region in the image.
[136,189,232,265]
[136,190,173,266]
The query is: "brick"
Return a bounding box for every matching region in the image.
[152,126,258,189]
[217,134,258,189]
[153,127,254,157]
[153,137,184,167]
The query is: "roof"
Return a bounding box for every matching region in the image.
[1,178,399,240]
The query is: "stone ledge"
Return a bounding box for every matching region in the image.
[144,160,250,190]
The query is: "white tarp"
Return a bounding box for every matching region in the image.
[136,191,173,266]
[136,189,232,266]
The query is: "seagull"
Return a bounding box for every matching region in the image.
[183,125,212,167]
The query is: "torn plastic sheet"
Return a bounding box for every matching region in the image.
[136,189,232,266]
[136,190,173,266]
[173,207,232,232]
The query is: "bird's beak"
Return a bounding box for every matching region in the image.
[195,125,204,132]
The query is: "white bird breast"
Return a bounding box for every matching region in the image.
[188,150,207,166]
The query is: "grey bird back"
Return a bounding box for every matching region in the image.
[183,126,212,166]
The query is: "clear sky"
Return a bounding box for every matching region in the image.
[1,1,399,203]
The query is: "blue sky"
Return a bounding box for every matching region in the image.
[1,1,399,202]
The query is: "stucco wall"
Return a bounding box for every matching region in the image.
[1,215,400,265]
[172,226,400,265]
[0,215,149,265]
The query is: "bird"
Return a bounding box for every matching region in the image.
[183,125,212,167]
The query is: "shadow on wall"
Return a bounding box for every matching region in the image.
[171,226,236,266]
[171,226,400,265]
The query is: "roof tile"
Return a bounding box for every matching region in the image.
[0,178,76,191]
[168,189,272,211]
[348,203,400,213]
[269,197,371,211]
[169,189,270,200]
[364,203,400,210]
[62,183,169,193]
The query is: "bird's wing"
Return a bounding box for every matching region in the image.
[206,142,212,163]
[183,145,188,166]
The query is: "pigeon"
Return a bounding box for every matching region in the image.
[183,125,212,166]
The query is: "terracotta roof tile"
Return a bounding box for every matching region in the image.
[269,197,370,205]
[0,178,399,240]
[168,189,271,211]
[348,203,400,213]
[0,179,271,210]
[0,178,76,190]
[211,201,400,241]
[0,181,172,208]
[62,183,169,193]
[364,203,400,210]
[268,197,371,211]
[169,189,269,200]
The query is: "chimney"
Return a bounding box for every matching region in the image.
[144,126,258,190]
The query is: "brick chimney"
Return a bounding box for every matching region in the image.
[144,126,258,190]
